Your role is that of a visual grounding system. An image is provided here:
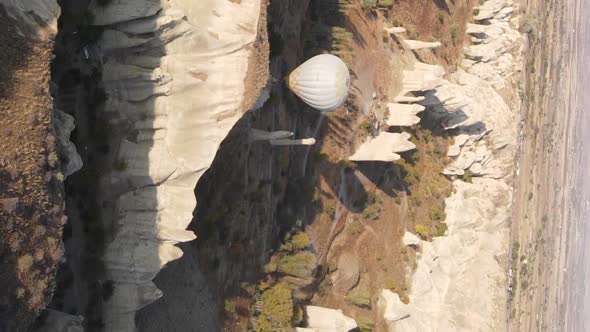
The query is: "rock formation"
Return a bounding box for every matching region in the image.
[85,0,268,329]
[403,40,442,50]
[401,62,445,94]
[52,109,82,177]
[386,103,425,127]
[381,0,523,330]
[402,232,421,247]
[303,306,358,332]
[349,132,416,162]
[385,27,407,34]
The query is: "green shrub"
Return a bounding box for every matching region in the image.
[255,283,294,331]
[394,196,401,204]
[290,232,310,250]
[358,317,375,332]
[415,224,429,239]
[346,290,372,308]
[473,8,480,16]
[434,222,448,237]
[48,152,59,168]
[277,252,316,278]
[430,205,444,222]
[224,299,236,313]
[384,278,396,290]
[438,11,445,24]
[324,202,336,218]
[462,169,473,183]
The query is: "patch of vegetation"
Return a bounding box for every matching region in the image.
[253,283,294,332]
[430,205,444,222]
[384,278,396,290]
[277,252,316,278]
[462,169,473,183]
[48,152,59,168]
[450,27,458,43]
[511,241,520,260]
[224,299,236,313]
[437,11,445,24]
[415,224,429,240]
[324,202,336,218]
[394,196,401,204]
[358,316,375,332]
[280,232,311,252]
[346,289,372,308]
[434,222,448,237]
[359,120,373,135]
[362,192,383,220]
[473,8,480,16]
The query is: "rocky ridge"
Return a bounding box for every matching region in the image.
[84,0,268,329]
[378,0,524,330]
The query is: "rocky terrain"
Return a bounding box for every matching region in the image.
[0,1,78,330]
[0,0,528,331]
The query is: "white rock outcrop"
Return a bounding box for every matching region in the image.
[386,27,407,34]
[401,62,445,94]
[88,0,267,329]
[403,40,442,50]
[349,132,416,162]
[53,109,83,177]
[402,232,421,246]
[304,306,358,332]
[386,103,425,127]
[384,0,523,330]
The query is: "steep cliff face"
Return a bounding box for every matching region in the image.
[61,0,270,330]
[0,1,69,330]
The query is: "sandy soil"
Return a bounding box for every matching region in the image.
[509,0,581,328]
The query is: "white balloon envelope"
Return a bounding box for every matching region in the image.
[287,54,351,111]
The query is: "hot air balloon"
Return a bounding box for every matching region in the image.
[287,54,351,111]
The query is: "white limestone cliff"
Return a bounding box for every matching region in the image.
[382,0,523,330]
[87,0,267,329]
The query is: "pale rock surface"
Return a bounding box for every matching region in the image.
[386,27,407,34]
[401,62,445,93]
[403,40,442,50]
[53,109,83,177]
[386,103,425,127]
[402,232,421,246]
[386,0,523,330]
[378,290,411,324]
[88,0,266,329]
[349,132,416,162]
[304,306,358,332]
